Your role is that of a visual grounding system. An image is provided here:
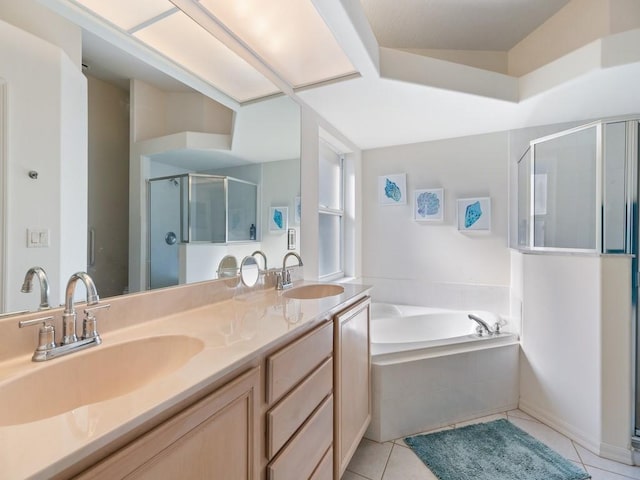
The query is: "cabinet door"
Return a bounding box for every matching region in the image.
[334,297,371,479]
[78,367,261,480]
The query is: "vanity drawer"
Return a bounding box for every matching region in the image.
[267,394,333,480]
[310,446,333,480]
[266,357,333,459]
[266,321,333,404]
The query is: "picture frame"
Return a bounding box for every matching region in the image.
[378,173,407,205]
[457,197,491,232]
[269,206,288,232]
[414,188,444,222]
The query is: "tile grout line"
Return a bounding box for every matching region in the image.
[344,467,376,480]
[379,442,396,480]
[570,439,588,473]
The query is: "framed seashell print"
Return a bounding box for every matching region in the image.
[457,197,491,231]
[378,173,407,205]
[414,188,444,221]
[269,206,288,232]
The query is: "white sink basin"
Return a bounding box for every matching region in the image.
[0,335,204,426]
[283,284,345,300]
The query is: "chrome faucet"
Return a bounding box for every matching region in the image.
[277,252,303,290]
[468,314,500,336]
[62,271,99,344]
[19,272,109,361]
[252,250,268,270]
[21,266,51,310]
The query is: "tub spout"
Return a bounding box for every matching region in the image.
[468,314,498,336]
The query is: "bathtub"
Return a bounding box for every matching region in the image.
[365,303,519,442]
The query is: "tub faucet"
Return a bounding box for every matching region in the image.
[468,314,499,336]
[21,266,51,310]
[62,272,99,344]
[277,252,303,290]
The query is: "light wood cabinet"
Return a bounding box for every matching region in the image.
[74,294,370,480]
[265,320,335,479]
[76,367,261,480]
[334,297,371,479]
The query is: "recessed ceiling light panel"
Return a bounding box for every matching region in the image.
[198,0,356,88]
[133,11,280,102]
[74,0,175,31]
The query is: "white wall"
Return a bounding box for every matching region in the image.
[87,75,129,298]
[361,131,510,314]
[0,15,86,311]
[261,158,300,268]
[518,253,634,463]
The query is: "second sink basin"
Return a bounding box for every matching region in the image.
[283,284,345,300]
[0,335,204,426]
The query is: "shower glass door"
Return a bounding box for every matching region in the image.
[148,177,182,289]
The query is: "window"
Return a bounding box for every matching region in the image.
[318,140,343,278]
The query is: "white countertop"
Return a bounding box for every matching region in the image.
[0,282,370,479]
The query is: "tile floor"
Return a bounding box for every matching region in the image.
[343,410,640,480]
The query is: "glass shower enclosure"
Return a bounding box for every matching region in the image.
[147,174,258,289]
[517,117,640,441]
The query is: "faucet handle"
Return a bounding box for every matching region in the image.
[82,304,110,341]
[19,315,56,352]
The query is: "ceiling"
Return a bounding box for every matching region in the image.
[56,0,640,151]
[359,0,569,51]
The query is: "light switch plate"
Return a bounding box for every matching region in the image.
[27,228,50,248]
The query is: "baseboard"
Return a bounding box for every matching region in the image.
[519,400,633,464]
[599,441,634,465]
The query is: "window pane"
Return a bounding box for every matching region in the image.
[227,179,257,242]
[533,126,597,249]
[190,176,226,242]
[603,122,627,252]
[319,141,342,210]
[319,213,341,277]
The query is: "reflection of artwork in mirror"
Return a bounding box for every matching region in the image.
[294,196,301,225]
[414,188,443,222]
[457,197,491,232]
[269,206,288,232]
[534,174,547,215]
[378,173,407,205]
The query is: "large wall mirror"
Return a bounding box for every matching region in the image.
[1,7,301,314]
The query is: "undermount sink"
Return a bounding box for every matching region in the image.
[283,284,345,300]
[0,335,204,426]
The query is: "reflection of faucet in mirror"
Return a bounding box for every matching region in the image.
[21,266,51,310]
[251,250,267,271]
[276,252,303,290]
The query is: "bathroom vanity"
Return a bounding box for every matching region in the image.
[0,280,371,479]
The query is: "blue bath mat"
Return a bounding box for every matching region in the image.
[404,419,590,480]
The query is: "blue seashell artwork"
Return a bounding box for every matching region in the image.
[384,178,402,202]
[273,209,283,229]
[464,201,483,228]
[417,191,440,217]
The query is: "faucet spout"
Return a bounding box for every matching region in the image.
[62,272,99,344]
[282,252,303,270]
[21,266,51,310]
[468,314,495,335]
[252,250,268,270]
[277,252,303,290]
